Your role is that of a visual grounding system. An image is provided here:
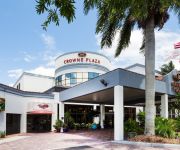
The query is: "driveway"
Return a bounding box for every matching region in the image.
[0,130,179,150]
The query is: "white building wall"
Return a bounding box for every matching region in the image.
[0,90,56,134]
[14,73,55,92]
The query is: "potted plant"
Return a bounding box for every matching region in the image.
[124,119,140,138]
[53,119,63,133]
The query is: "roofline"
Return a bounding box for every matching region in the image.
[13,72,54,87]
[125,63,161,74]
[55,51,111,62]
[0,83,54,99]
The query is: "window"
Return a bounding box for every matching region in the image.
[55,72,100,87]
[17,83,21,90]
[88,72,99,79]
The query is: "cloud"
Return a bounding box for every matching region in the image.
[41,33,56,50]
[8,66,55,80]
[40,33,62,67]
[28,66,54,77]
[8,69,23,79]
[97,30,180,70]
[24,54,35,62]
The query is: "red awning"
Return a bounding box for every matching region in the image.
[27,110,53,115]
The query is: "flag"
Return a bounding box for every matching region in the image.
[174,42,180,49]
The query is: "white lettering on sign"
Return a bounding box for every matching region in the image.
[64,58,100,65]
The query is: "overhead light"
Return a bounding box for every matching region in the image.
[100,79,108,86]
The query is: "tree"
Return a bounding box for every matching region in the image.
[36,0,180,136]
[160,61,175,75]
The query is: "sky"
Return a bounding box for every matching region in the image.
[0,0,179,86]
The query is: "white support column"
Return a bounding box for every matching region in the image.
[0,112,6,133]
[114,85,124,141]
[51,102,58,131]
[20,113,27,133]
[100,104,105,129]
[59,101,64,122]
[93,105,97,111]
[160,94,168,118]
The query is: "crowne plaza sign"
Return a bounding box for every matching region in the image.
[64,53,101,65]
[171,71,180,93]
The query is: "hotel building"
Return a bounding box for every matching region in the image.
[0,51,179,140]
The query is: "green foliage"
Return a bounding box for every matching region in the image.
[169,93,180,118]
[124,118,140,133]
[36,0,76,30]
[0,131,6,138]
[86,123,92,129]
[0,98,5,112]
[160,61,175,75]
[83,0,180,56]
[137,111,145,128]
[0,103,5,112]
[53,119,63,131]
[175,117,180,132]
[73,123,80,130]
[64,112,74,129]
[155,117,177,138]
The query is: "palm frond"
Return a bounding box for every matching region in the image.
[140,30,145,54]
[84,0,100,15]
[115,13,135,57]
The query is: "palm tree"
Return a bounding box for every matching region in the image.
[160,61,175,75]
[36,0,180,136]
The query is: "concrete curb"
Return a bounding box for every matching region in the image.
[112,140,180,149]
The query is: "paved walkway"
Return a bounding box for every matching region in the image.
[0,130,179,150]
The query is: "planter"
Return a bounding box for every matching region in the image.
[63,128,69,132]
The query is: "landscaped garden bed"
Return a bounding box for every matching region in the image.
[129,135,180,144]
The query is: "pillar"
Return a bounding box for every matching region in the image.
[160,94,168,118]
[114,85,124,141]
[100,104,105,129]
[0,112,6,133]
[93,105,97,110]
[51,102,58,131]
[20,113,27,133]
[59,101,64,122]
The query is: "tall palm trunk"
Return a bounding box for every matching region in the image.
[144,16,155,135]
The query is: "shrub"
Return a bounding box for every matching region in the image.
[137,111,145,128]
[175,117,180,132]
[0,131,6,138]
[53,119,63,132]
[86,123,92,129]
[124,118,140,133]
[73,123,80,130]
[64,112,74,129]
[155,117,177,138]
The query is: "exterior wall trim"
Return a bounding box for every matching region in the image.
[55,51,111,62]
[0,84,54,99]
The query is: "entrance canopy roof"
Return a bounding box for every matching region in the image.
[59,68,175,105]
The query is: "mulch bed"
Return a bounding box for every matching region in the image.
[129,135,180,144]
